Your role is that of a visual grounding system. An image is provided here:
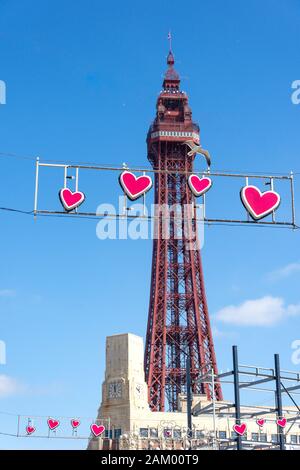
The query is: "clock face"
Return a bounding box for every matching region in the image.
[108,381,122,399]
[135,383,144,398]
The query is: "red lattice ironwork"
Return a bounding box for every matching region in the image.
[144,50,223,411]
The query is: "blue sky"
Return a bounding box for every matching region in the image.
[0,0,300,449]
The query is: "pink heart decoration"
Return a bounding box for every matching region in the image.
[188,175,212,197]
[233,423,247,436]
[71,419,80,429]
[26,425,36,435]
[59,188,85,212]
[256,419,265,427]
[47,418,60,431]
[240,185,281,221]
[90,423,105,437]
[277,417,287,428]
[119,171,153,201]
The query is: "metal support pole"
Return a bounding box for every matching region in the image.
[233,345,242,450]
[212,367,217,449]
[290,172,296,228]
[64,166,67,188]
[33,157,40,217]
[271,178,276,222]
[186,355,192,439]
[275,353,285,450]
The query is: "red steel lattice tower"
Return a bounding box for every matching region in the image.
[144,49,223,411]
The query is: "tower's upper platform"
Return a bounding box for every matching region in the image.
[147,50,200,145]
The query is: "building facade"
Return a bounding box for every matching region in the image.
[88,334,300,450]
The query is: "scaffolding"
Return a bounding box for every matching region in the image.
[193,345,300,450]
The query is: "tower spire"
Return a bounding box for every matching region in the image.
[168,30,172,53]
[163,34,180,90]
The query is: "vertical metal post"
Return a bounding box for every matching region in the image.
[233,345,242,450]
[17,414,20,437]
[290,172,296,228]
[271,178,276,222]
[34,157,40,217]
[245,177,250,222]
[186,355,192,439]
[75,167,79,192]
[64,166,67,188]
[143,171,146,216]
[212,367,217,449]
[275,353,285,450]
[75,167,79,213]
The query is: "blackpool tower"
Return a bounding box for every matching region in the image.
[144,49,223,411]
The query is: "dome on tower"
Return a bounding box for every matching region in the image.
[163,50,180,88]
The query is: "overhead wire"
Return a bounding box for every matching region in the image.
[0,150,299,176]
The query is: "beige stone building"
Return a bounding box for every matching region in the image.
[88,333,300,450]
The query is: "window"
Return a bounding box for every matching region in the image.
[271,434,278,443]
[219,431,227,439]
[252,433,259,442]
[104,429,113,439]
[195,430,205,439]
[259,433,267,442]
[173,429,182,439]
[114,429,122,439]
[290,435,298,444]
[139,428,149,438]
[150,428,158,438]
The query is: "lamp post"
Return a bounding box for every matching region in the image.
[186,355,192,439]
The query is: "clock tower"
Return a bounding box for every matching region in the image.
[95,333,150,438]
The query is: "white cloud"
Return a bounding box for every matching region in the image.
[0,375,23,397]
[0,375,64,398]
[268,262,300,281]
[214,296,300,327]
[0,289,16,298]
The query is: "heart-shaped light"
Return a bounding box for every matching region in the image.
[71,419,80,429]
[59,188,85,212]
[240,185,281,221]
[47,418,60,430]
[188,175,212,197]
[90,423,105,437]
[233,423,247,436]
[26,425,36,435]
[119,171,153,201]
[277,417,287,428]
[256,419,265,427]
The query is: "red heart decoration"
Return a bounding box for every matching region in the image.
[256,419,265,427]
[59,188,85,212]
[277,417,287,428]
[119,171,153,201]
[240,185,281,221]
[71,419,80,429]
[47,418,60,430]
[90,423,105,437]
[188,175,212,197]
[233,423,247,436]
[26,425,36,435]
